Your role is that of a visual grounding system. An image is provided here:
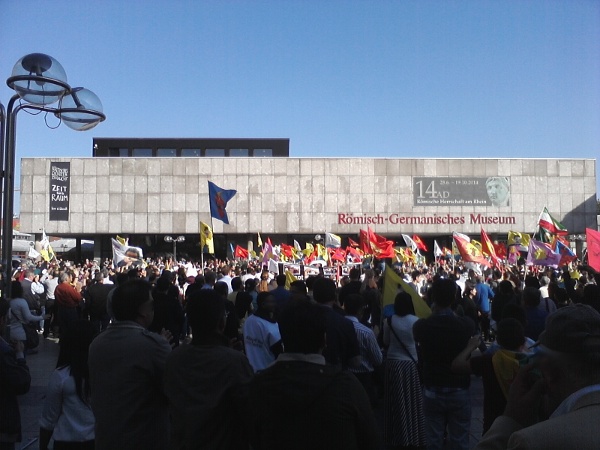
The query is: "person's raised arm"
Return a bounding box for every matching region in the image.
[450,336,480,374]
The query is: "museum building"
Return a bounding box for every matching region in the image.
[18,138,597,260]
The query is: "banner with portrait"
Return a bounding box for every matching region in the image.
[413,177,510,207]
[111,238,145,269]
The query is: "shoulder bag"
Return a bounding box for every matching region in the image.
[387,316,422,383]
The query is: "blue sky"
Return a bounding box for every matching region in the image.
[1,0,599,209]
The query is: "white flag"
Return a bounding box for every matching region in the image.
[268,258,279,274]
[294,240,302,252]
[434,240,443,257]
[28,247,41,260]
[325,232,342,248]
[402,234,417,251]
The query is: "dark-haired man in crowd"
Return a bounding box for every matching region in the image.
[84,272,114,333]
[88,279,172,450]
[313,277,361,369]
[345,293,383,405]
[413,278,476,450]
[245,299,379,450]
[270,274,291,315]
[165,289,253,449]
[338,268,362,307]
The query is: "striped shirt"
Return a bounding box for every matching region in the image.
[346,316,383,374]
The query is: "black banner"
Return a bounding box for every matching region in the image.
[413,177,511,207]
[49,162,70,221]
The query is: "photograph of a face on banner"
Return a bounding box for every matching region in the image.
[111,238,144,269]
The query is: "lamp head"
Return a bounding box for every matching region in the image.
[58,87,105,131]
[7,53,68,105]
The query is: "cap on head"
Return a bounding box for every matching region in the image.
[536,304,600,365]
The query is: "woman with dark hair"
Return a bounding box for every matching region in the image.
[490,280,518,324]
[39,320,96,450]
[382,292,426,449]
[8,281,44,350]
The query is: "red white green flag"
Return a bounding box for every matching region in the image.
[538,207,568,235]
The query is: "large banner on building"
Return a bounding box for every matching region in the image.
[413,177,511,207]
[49,162,70,221]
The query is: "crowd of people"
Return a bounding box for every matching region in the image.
[0,253,599,449]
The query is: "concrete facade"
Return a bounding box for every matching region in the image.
[19,157,597,236]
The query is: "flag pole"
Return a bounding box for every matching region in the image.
[208,181,215,269]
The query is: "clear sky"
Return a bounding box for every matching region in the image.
[1,0,599,211]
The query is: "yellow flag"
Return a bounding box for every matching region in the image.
[116,235,128,246]
[508,231,531,250]
[200,222,214,253]
[316,243,328,261]
[383,266,431,319]
[303,243,314,257]
[285,269,298,289]
[257,232,263,248]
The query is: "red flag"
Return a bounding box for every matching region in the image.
[586,228,600,272]
[480,227,499,266]
[234,245,249,259]
[280,243,294,259]
[368,227,396,258]
[359,230,371,254]
[375,241,396,259]
[305,250,317,265]
[492,242,507,259]
[348,237,359,248]
[330,248,347,262]
[412,234,428,252]
[453,233,491,268]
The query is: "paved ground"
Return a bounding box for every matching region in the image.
[17,336,485,450]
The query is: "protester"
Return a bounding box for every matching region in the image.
[7,281,44,352]
[452,318,530,434]
[383,292,427,449]
[39,320,96,450]
[0,298,31,450]
[245,299,380,450]
[243,291,282,372]
[148,276,184,347]
[83,272,113,333]
[413,278,476,450]
[313,277,361,369]
[164,289,253,449]
[54,272,83,336]
[88,279,172,450]
[345,293,383,405]
[476,304,600,449]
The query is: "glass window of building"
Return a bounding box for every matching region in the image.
[205,148,225,156]
[229,148,249,157]
[254,148,273,157]
[181,148,201,157]
[132,148,153,157]
[118,148,129,157]
[157,148,177,157]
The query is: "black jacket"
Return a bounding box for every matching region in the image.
[246,359,379,450]
[0,337,31,442]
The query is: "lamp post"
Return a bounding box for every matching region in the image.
[0,53,105,298]
[164,235,185,263]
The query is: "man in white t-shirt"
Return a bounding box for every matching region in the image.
[243,292,282,372]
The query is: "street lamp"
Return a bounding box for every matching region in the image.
[0,53,105,298]
[164,235,185,263]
